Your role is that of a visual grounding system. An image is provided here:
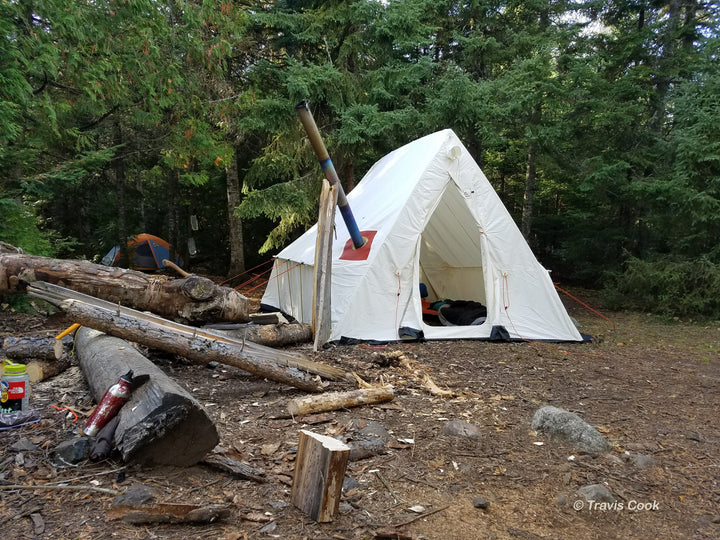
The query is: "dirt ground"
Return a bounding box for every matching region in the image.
[1,288,719,540]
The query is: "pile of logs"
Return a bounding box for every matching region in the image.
[2,336,70,382]
[1,249,398,517]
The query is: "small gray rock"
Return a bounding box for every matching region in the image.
[441,420,482,441]
[338,502,353,513]
[112,484,159,507]
[10,438,38,452]
[343,476,361,492]
[54,437,90,465]
[531,406,611,453]
[348,436,387,460]
[577,483,615,503]
[347,419,392,442]
[259,521,277,534]
[473,497,489,509]
[632,454,657,469]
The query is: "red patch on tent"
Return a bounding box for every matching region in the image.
[339,230,377,261]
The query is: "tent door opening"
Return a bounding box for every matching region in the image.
[417,180,487,328]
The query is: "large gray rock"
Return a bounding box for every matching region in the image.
[531,406,611,453]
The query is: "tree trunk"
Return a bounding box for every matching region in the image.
[114,122,129,268]
[167,169,180,266]
[75,327,219,466]
[521,138,538,242]
[650,0,682,134]
[226,150,245,277]
[0,252,249,324]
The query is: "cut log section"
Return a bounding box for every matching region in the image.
[3,336,64,361]
[0,252,248,324]
[75,327,219,466]
[287,387,395,417]
[207,323,313,348]
[291,430,349,522]
[25,357,72,383]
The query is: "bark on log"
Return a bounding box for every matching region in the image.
[287,387,395,417]
[75,327,219,466]
[62,299,325,392]
[3,337,64,361]
[0,252,248,324]
[206,323,313,347]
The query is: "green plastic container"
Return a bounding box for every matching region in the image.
[1,360,30,413]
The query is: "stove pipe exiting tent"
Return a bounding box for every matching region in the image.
[295,101,365,250]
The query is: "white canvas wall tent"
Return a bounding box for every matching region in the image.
[261,129,588,344]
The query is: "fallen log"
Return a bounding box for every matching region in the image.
[205,323,313,348]
[64,300,324,392]
[0,251,248,324]
[28,282,347,386]
[287,387,395,417]
[75,327,219,466]
[3,336,64,361]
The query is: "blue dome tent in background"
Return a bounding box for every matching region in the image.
[101,233,182,271]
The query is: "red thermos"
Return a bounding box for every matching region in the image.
[83,370,134,437]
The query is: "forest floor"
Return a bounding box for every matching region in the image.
[1,287,719,540]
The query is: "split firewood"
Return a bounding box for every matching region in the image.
[0,251,248,324]
[108,503,230,524]
[3,336,64,361]
[75,327,219,466]
[291,430,349,522]
[287,387,394,417]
